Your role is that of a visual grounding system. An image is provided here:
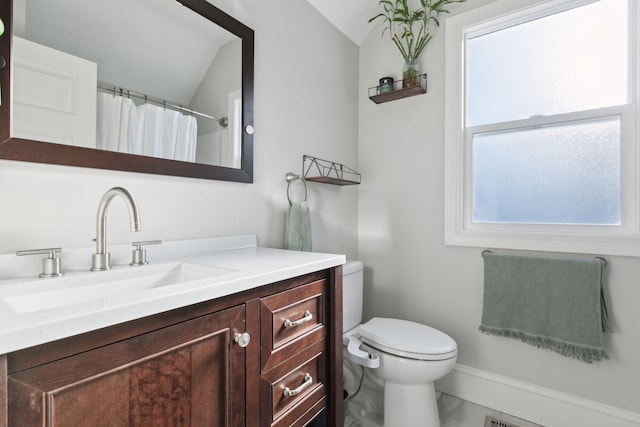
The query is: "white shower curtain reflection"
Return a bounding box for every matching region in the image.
[96,94,198,161]
[175,113,198,162]
[96,92,138,153]
[137,103,167,158]
[137,103,198,161]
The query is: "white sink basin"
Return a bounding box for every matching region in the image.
[3,262,232,314]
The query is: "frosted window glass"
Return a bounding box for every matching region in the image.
[468,0,628,126]
[472,117,620,224]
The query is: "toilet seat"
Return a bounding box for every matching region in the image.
[358,317,457,361]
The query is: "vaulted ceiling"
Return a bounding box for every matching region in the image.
[305,0,380,45]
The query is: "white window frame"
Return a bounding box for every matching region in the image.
[444,0,640,256]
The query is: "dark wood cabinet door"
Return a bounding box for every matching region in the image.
[8,305,247,427]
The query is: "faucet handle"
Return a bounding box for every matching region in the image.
[130,240,162,266]
[17,247,63,278]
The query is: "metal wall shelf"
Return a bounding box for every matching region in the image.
[368,74,427,104]
[302,155,360,186]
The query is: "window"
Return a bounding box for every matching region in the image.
[444,0,639,256]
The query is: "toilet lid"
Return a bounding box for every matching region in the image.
[358,317,457,361]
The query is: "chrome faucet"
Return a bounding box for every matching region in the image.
[91,187,141,271]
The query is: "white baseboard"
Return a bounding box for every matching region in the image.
[435,364,640,427]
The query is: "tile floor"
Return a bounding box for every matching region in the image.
[343,392,544,427]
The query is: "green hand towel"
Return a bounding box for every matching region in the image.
[480,252,610,363]
[285,201,312,252]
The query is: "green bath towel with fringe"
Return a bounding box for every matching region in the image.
[480,252,610,363]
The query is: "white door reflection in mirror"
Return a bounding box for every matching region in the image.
[13,37,96,148]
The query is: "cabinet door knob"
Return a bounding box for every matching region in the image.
[283,373,313,397]
[283,310,313,328]
[234,332,251,348]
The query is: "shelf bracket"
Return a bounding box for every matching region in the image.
[302,155,361,186]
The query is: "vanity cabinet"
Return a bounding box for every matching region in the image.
[1,267,342,427]
[9,305,247,426]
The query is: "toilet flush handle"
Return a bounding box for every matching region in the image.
[346,335,380,368]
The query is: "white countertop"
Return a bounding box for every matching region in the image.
[0,235,345,354]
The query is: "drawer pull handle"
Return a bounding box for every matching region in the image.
[283,373,313,397]
[284,311,313,328]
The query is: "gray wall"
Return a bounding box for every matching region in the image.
[358,0,640,414]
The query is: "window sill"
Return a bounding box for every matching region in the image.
[445,228,640,257]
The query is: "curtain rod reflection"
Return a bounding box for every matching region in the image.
[97,81,228,127]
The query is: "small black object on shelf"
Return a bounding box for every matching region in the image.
[379,76,394,94]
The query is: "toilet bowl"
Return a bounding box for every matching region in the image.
[342,261,457,427]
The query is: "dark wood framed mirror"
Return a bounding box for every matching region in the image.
[0,0,254,182]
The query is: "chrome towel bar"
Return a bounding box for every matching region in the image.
[481,249,607,268]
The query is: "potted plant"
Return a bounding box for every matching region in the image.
[370,0,465,87]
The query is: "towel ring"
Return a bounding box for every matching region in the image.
[285,172,308,206]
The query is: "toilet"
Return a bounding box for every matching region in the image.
[342,261,457,427]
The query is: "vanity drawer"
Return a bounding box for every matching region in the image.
[260,278,326,371]
[261,340,327,427]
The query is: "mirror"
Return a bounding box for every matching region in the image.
[0,0,254,182]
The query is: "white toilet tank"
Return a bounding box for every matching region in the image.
[343,260,364,332]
